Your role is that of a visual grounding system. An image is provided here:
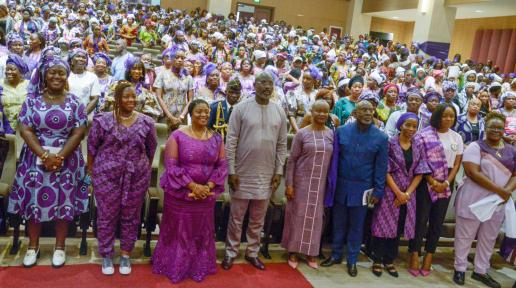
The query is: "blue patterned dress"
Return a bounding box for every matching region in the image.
[8,93,89,223]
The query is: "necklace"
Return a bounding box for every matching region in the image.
[190,125,207,139]
[119,111,136,121]
[45,92,63,100]
[489,140,505,158]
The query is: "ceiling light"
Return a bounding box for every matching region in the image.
[475,10,483,13]
[297,14,304,17]
[392,16,399,19]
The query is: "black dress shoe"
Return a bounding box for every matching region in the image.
[371,263,382,277]
[471,272,501,288]
[453,270,465,285]
[245,255,265,270]
[221,256,234,270]
[320,257,342,267]
[347,263,358,277]
[384,264,398,278]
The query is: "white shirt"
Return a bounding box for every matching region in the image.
[437,129,464,168]
[68,71,101,108]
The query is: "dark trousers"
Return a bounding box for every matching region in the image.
[408,180,451,254]
[331,203,368,264]
[371,205,407,264]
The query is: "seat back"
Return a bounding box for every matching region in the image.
[0,134,17,186]
[157,145,166,212]
[155,123,170,147]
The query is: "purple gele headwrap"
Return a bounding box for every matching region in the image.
[6,54,29,75]
[68,48,88,64]
[92,52,112,67]
[358,90,379,104]
[203,62,218,76]
[6,33,23,48]
[396,112,419,131]
[424,91,441,103]
[442,80,457,92]
[307,65,322,81]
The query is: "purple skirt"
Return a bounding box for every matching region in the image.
[152,194,217,283]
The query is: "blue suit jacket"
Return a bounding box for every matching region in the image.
[208,100,229,130]
[334,122,388,207]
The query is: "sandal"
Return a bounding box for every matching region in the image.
[288,254,299,269]
[372,263,382,277]
[384,264,399,278]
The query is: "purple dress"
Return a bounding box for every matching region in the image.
[281,128,334,256]
[7,93,89,223]
[152,130,227,283]
[371,136,430,239]
[87,112,157,258]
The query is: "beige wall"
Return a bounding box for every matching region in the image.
[362,0,418,13]
[370,17,414,44]
[160,0,207,11]
[230,0,350,33]
[449,15,516,59]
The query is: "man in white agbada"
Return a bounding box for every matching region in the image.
[222,72,287,271]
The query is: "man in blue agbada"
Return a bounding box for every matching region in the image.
[322,100,388,277]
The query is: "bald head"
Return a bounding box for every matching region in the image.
[355,100,374,127]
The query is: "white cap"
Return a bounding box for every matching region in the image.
[253,50,267,59]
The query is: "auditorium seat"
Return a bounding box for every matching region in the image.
[0,135,17,236]
[144,145,165,256]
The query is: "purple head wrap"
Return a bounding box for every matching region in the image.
[161,45,185,63]
[396,112,419,131]
[68,48,88,64]
[442,80,457,92]
[424,91,442,103]
[6,33,23,49]
[406,87,423,100]
[69,38,83,49]
[6,54,29,75]
[307,65,323,81]
[203,62,218,76]
[31,58,70,91]
[264,65,282,88]
[358,90,379,104]
[124,55,142,71]
[92,52,112,67]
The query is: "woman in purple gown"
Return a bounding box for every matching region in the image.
[8,58,88,268]
[152,99,228,283]
[88,81,157,275]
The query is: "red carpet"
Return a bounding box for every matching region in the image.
[0,263,313,288]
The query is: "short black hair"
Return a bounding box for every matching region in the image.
[188,98,209,116]
[430,103,457,129]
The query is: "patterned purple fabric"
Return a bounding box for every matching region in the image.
[417,41,450,60]
[152,130,227,283]
[413,126,451,202]
[7,93,89,223]
[88,112,157,258]
[371,136,431,239]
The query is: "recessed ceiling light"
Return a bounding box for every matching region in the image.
[392,16,399,19]
[297,14,304,17]
[475,10,483,13]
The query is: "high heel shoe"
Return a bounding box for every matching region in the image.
[288,254,299,269]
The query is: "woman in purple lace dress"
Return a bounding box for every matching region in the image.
[152,99,228,283]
